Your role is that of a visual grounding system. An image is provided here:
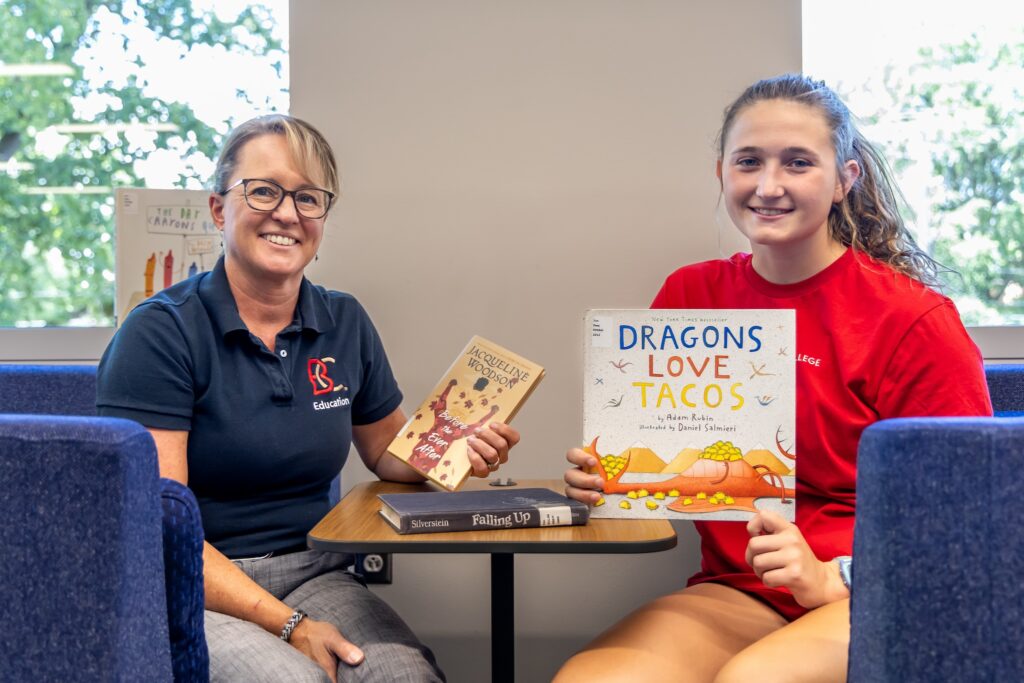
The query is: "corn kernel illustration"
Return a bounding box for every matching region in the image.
[645,500,658,510]
[594,497,606,507]
[696,492,707,500]
[668,489,680,497]
[699,440,744,463]
[682,498,693,505]
[709,498,719,505]
[619,500,632,510]
[627,490,638,499]
[724,496,735,504]
[598,453,629,479]
[637,489,649,498]
[653,492,666,500]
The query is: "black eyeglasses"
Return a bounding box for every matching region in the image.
[220,178,335,219]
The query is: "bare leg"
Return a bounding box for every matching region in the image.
[553,583,787,683]
[714,598,849,683]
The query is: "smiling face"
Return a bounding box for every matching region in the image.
[718,99,858,277]
[209,133,325,288]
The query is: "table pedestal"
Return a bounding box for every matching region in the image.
[492,553,514,683]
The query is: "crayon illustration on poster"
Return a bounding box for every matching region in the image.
[115,188,219,325]
[583,309,796,521]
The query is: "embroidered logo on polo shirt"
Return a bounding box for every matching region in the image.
[307,358,350,411]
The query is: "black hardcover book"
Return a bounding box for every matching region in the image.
[378,487,590,535]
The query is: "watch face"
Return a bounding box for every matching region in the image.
[836,557,853,591]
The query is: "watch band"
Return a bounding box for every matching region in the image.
[834,555,853,592]
[280,609,308,642]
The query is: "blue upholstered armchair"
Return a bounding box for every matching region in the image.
[849,365,1024,681]
[0,365,207,682]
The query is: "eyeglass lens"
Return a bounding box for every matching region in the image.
[244,180,330,218]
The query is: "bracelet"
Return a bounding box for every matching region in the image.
[280,609,307,642]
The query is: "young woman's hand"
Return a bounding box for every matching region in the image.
[563,447,604,504]
[466,421,520,478]
[289,617,364,683]
[745,509,848,608]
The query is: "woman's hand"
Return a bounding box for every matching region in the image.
[745,510,848,608]
[466,421,520,477]
[289,617,364,683]
[563,447,604,505]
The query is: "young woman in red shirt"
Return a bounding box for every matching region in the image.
[557,74,992,683]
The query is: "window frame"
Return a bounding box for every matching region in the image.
[0,327,113,363]
[969,328,1023,362]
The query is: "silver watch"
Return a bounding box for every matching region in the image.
[834,556,853,592]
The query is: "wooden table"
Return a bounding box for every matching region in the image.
[308,479,677,683]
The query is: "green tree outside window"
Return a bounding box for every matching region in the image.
[892,35,1024,325]
[0,0,286,327]
[806,0,1024,328]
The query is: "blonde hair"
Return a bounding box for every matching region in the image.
[213,114,340,196]
[717,74,943,286]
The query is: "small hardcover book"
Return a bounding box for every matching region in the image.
[584,309,796,521]
[378,488,589,534]
[386,336,545,491]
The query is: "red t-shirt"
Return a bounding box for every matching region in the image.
[650,248,992,620]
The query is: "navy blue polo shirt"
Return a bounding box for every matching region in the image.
[97,257,402,558]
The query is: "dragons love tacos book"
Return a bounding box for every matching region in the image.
[583,309,795,520]
[387,336,545,491]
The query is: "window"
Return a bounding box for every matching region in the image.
[0,0,288,343]
[804,1,1024,357]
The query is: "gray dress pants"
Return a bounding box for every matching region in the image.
[205,549,445,682]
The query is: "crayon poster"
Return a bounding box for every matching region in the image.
[583,309,795,520]
[114,188,218,325]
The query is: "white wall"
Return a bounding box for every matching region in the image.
[293,2,801,680]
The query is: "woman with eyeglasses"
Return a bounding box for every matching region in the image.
[97,115,518,682]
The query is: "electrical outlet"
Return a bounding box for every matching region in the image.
[353,553,392,584]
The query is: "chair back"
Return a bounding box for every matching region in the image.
[0,364,98,416]
[985,364,1024,416]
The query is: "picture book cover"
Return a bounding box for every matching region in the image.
[387,336,545,491]
[378,487,589,534]
[583,309,795,520]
